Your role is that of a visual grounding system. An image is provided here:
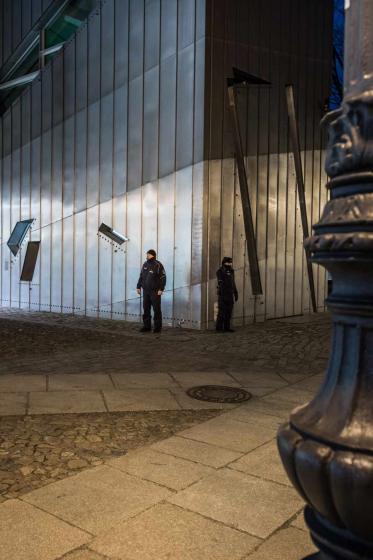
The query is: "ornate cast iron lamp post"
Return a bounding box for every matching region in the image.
[277,1,373,558]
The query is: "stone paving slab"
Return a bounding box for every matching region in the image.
[150,435,243,468]
[238,397,299,419]
[294,374,324,392]
[49,374,114,392]
[266,386,315,404]
[91,502,260,560]
[59,550,107,560]
[103,389,181,411]
[0,374,46,392]
[171,371,241,388]
[229,439,292,486]
[225,408,285,430]
[108,448,215,490]
[23,465,172,535]
[29,391,107,414]
[0,392,27,415]
[169,468,303,539]
[111,372,179,389]
[178,414,275,452]
[228,371,288,396]
[291,511,308,531]
[0,499,90,560]
[245,526,316,559]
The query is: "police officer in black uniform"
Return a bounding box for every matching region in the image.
[216,257,238,332]
[137,249,166,333]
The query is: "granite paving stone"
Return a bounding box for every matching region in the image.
[291,510,308,531]
[48,374,114,392]
[229,439,291,486]
[228,371,288,396]
[245,526,316,559]
[103,389,181,411]
[224,408,285,430]
[178,415,275,452]
[0,392,27,415]
[0,374,46,392]
[169,468,303,539]
[107,447,215,490]
[266,386,316,404]
[23,465,172,535]
[91,502,260,560]
[238,397,299,419]
[29,391,107,414]
[171,371,242,388]
[294,374,324,392]
[59,549,109,560]
[111,372,178,389]
[150,435,243,468]
[0,499,90,560]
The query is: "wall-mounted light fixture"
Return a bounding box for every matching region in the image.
[7,219,34,257]
[98,223,129,252]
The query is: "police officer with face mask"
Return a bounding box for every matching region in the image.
[216,257,238,332]
[137,250,166,333]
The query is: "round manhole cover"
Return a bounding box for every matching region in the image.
[186,385,252,404]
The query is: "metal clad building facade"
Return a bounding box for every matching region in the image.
[0,0,333,328]
[203,0,333,325]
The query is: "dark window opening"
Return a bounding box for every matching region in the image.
[20,241,40,282]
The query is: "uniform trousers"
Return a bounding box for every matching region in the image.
[216,296,234,331]
[143,291,162,330]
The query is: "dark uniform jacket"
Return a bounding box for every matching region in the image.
[137,259,166,292]
[217,266,238,303]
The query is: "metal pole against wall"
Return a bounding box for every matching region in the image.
[285,84,317,312]
[227,84,262,296]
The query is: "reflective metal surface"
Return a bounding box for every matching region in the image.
[0,0,331,328]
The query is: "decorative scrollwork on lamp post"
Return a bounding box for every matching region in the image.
[277,2,373,558]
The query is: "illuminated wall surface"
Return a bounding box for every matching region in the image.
[0,0,333,328]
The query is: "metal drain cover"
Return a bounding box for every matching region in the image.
[186,385,252,404]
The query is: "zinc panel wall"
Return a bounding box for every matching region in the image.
[0,0,207,327]
[0,0,55,68]
[204,0,333,326]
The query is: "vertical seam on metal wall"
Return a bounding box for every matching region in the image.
[97,2,102,316]
[110,0,116,318]
[124,0,130,319]
[190,0,196,325]
[18,98,22,306]
[172,0,179,326]
[84,15,89,316]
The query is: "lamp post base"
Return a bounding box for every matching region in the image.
[303,507,373,560]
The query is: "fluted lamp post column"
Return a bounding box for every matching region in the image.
[277,1,373,558]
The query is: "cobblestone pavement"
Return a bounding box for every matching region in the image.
[0,309,331,559]
[0,410,219,503]
[0,309,331,376]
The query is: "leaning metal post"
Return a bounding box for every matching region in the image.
[227,85,263,296]
[285,84,317,313]
[277,1,373,558]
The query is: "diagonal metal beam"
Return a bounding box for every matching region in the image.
[227,85,262,296]
[285,84,317,313]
